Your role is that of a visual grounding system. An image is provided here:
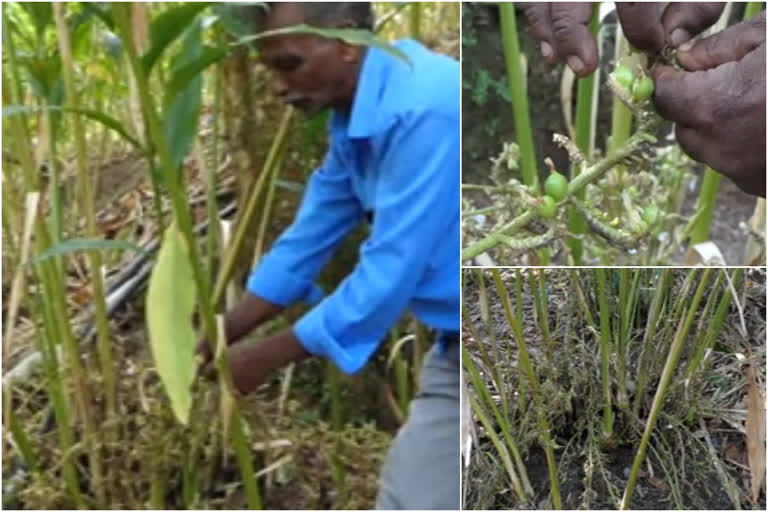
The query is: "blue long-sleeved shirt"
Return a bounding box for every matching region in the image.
[246,40,459,374]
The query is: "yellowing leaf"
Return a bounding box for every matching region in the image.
[746,364,766,503]
[146,222,198,425]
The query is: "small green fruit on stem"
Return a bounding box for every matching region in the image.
[613,65,634,91]
[632,76,654,102]
[544,157,568,202]
[538,196,558,219]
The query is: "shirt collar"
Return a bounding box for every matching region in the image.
[331,44,396,139]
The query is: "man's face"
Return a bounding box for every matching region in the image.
[260,4,359,117]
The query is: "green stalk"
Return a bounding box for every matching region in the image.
[328,361,347,507]
[467,392,527,501]
[4,385,40,473]
[113,7,263,508]
[744,2,763,19]
[476,269,509,419]
[616,268,631,408]
[528,270,553,366]
[499,3,538,191]
[38,238,104,506]
[54,2,117,421]
[230,410,264,509]
[213,108,293,306]
[620,269,712,509]
[44,108,63,269]
[36,295,84,507]
[463,344,533,498]
[205,57,224,276]
[462,209,536,260]
[2,7,39,192]
[513,269,527,410]
[113,4,216,341]
[689,170,720,244]
[685,268,743,379]
[607,31,633,216]
[4,13,86,503]
[409,2,421,40]
[595,268,614,438]
[566,4,600,264]
[632,268,671,416]
[253,144,286,265]
[491,269,561,509]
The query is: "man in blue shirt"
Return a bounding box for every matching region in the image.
[201,3,460,509]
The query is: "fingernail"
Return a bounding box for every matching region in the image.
[567,55,584,74]
[540,41,553,59]
[678,39,694,53]
[669,28,691,47]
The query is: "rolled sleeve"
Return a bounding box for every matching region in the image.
[246,143,364,307]
[294,111,459,374]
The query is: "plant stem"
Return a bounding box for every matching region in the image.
[328,361,347,507]
[685,268,743,379]
[231,410,264,508]
[632,268,671,416]
[607,31,633,216]
[689,170,720,244]
[54,2,117,423]
[113,4,217,341]
[462,209,536,260]
[566,4,600,264]
[462,344,533,498]
[492,269,561,509]
[213,108,293,306]
[253,145,286,266]
[595,268,614,438]
[499,3,539,191]
[205,57,224,276]
[409,2,421,40]
[620,268,712,509]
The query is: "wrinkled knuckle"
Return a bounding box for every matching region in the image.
[551,16,575,42]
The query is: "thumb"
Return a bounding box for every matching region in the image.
[677,12,766,71]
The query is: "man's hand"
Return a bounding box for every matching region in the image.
[203,330,311,395]
[519,3,598,77]
[615,3,725,54]
[652,13,766,196]
[195,292,284,367]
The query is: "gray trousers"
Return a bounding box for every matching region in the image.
[376,341,460,510]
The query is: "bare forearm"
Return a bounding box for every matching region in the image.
[227,328,311,394]
[224,292,284,344]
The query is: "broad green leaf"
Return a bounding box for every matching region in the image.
[2,105,143,151]
[164,45,229,109]
[19,2,53,39]
[146,223,198,426]
[30,238,148,265]
[141,2,212,73]
[18,55,63,102]
[81,2,114,30]
[236,24,412,66]
[164,19,204,170]
[212,3,266,39]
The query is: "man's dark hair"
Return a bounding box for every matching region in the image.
[249,2,374,31]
